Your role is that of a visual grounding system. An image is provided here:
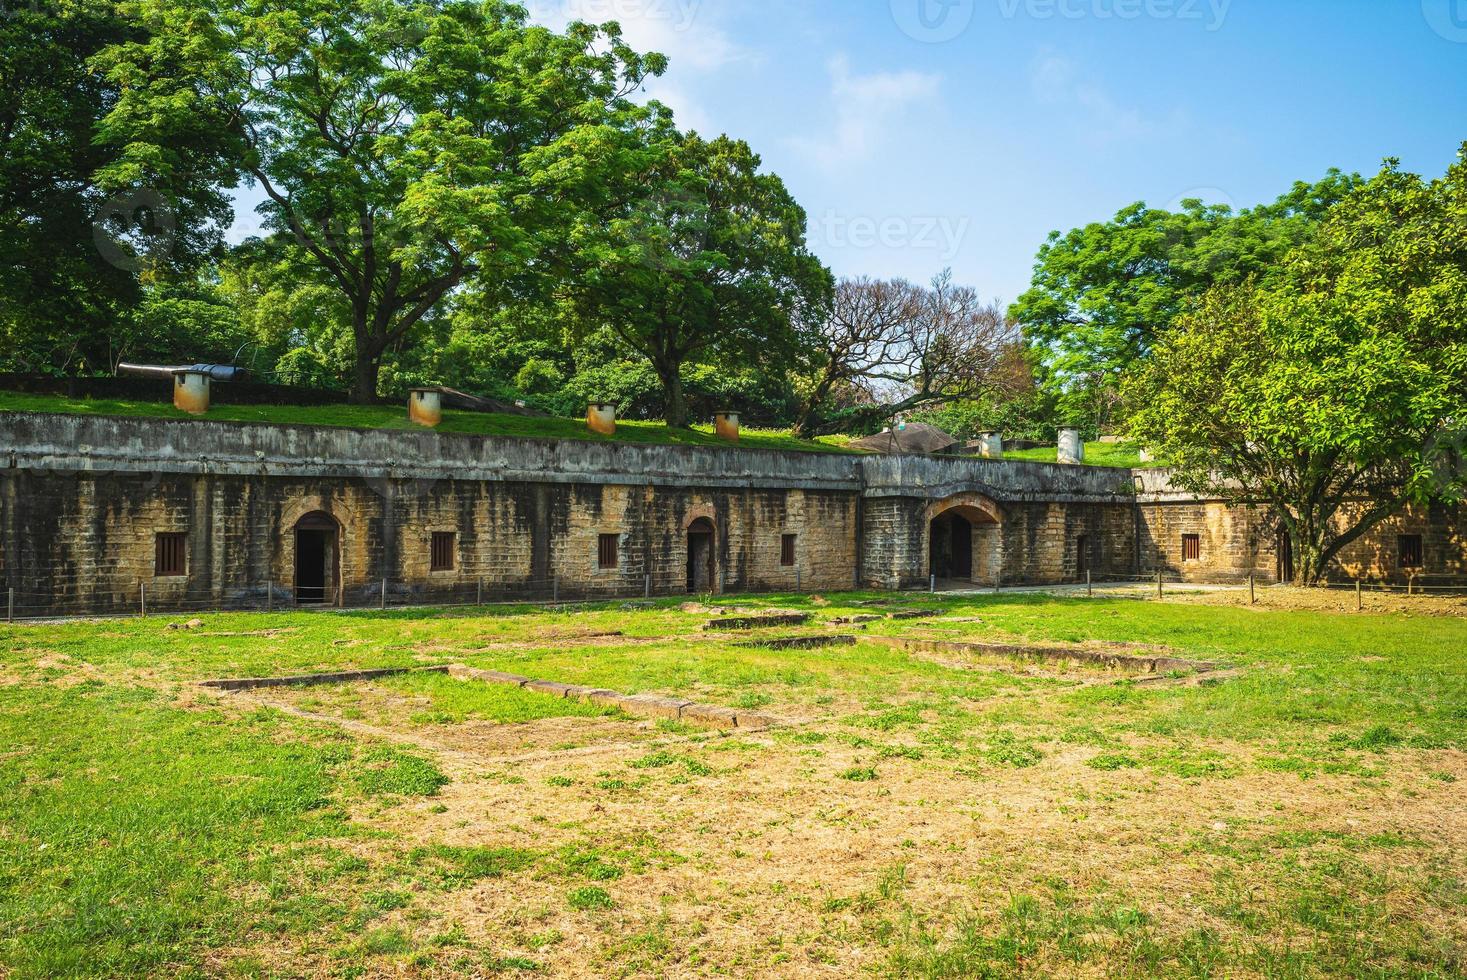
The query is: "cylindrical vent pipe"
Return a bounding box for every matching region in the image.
[587,403,616,436]
[173,371,211,415]
[1057,428,1085,465]
[409,388,443,428]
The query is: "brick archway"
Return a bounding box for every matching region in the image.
[924,493,1003,586]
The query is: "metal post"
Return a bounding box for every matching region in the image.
[930,573,936,595]
[265,580,272,613]
[797,568,802,592]
[1357,578,1363,611]
[380,579,387,611]
[553,574,559,604]
[1249,572,1256,605]
[644,574,651,599]
[6,587,12,623]
[477,577,483,606]
[1157,570,1163,599]
[994,573,1001,594]
[1087,569,1093,598]
[139,580,147,618]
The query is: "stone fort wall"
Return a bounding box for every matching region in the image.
[0,412,1461,615]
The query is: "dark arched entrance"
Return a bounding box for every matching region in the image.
[926,496,1003,588]
[687,517,716,593]
[294,511,340,605]
[929,512,974,580]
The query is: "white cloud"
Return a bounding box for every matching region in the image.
[1030,51,1157,146]
[523,0,747,135]
[791,56,942,169]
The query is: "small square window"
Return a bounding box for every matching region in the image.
[1399,534,1424,569]
[781,534,797,567]
[155,532,186,577]
[430,532,456,572]
[1181,534,1201,562]
[598,533,619,570]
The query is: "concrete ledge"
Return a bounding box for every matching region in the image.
[447,665,531,687]
[871,636,1219,676]
[702,613,811,631]
[199,665,449,692]
[737,635,857,651]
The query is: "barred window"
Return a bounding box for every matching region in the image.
[598,533,619,570]
[155,533,186,577]
[430,532,456,572]
[781,534,797,567]
[1181,534,1201,562]
[1399,534,1424,569]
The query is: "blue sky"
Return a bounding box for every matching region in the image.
[230,0,1467,304]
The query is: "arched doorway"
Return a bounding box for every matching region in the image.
[687,517,716,593]
[926,496,1002,588]
[930,511,974,580]
[294,511,340,605]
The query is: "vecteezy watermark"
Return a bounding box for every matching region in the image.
[0,0,44,18]
[523,0,702,31]
[1424,428,1467,494]
[1164,186,1238,213]
[1422,0,1467,42]
[807,211,971,262]
[1002,0,1231,29]
[93,188,176,274]
[890,0,975,43]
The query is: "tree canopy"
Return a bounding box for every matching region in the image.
[563,132,830,427]
[1127,150,1467,584]
[97,0,668,401]
[1012,173,1360,431]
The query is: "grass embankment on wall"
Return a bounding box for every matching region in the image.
[0,390,855,454]
[1004,439,1149,468]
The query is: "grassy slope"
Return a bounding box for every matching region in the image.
[1,595,1463,974]
[0,390,853,454]
[1005,439,1147,468]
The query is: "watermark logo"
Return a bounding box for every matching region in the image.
[1163,186,1237,213]
[890,0,975,43]
[525,0,702,32]
[808,211,971,262]
[1422,0,1467,42]
[1424,428,1467,495]
[1000,0,1230,30]
[93,188,176,274]
[0,0,44,18]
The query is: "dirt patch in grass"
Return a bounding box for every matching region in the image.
[1179,586,1467,617]
[338,725,1467,977]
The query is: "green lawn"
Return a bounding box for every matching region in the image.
[1004,439,1149,468]
[0,389,855,454]
[1,593,1462,976]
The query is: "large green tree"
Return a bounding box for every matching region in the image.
[566,132,831,428]
[1127,151,1467,584]
[1012,174,1360,430]
[0,0,228,373]
[97,0,666,402]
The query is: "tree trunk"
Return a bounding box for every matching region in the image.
[657,360,690,428]
[351,351,381,405]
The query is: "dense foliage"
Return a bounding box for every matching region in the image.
[1011,173,1360,432]
[1127,152,1467,583]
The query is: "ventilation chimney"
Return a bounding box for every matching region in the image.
[587,402,616,436]
[409,388,443,427]
[715,411,740,442]
[173,371,211,415]
[1057,428,1085,465]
